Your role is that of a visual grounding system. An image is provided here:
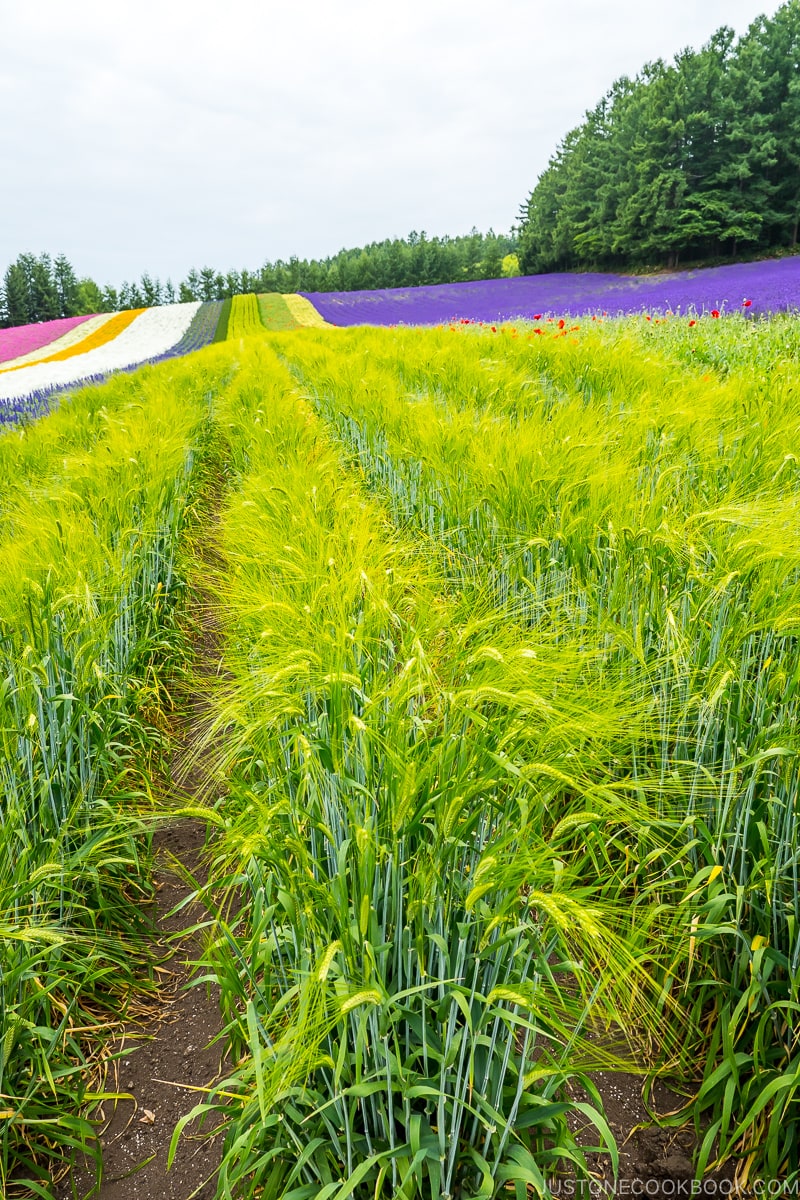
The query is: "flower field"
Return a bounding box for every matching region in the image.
[2,256,800,429]
[0,302,200,407]
[302,255,800,325]
[0,294,326,421]
[0,314,93,364]
[3,294,800,1197]
[258,292,303,331]
[0,314,114,371]
[227,292,264,338]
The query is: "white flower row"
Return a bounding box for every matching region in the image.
[0,302,202,404]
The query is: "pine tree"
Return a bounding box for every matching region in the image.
[3,262,31,326]
[53,253,81,316]
[764,0,800,247]
[198,268,217,301]
[518,1,800,269]
[139,273,162,307]
[181,268,201,301]
[30,254,60,322]
[76,278,106,314]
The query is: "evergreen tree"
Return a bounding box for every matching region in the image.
[715,18,780,255]
[139,273,162,307]
[119,281,144,310]
[222,270,241,297]
[2,262,31,327]
[181,269,201,301]
[76,277,107,314]
[53,253,82,316]
[764,0,800,247]
[519,0,800,270]
[198,267,217,301]
[29,254,59,322]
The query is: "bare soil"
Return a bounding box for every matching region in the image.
[54,523,231,1200]
[55,819,228,1200]
[570,1071,737,1197]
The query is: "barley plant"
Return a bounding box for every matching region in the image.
[173,340,687,1199]
[5,310,800,1196]
[0,349,232,1195]
[271,316,800,1186]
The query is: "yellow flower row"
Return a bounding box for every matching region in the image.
[283,294,334,328]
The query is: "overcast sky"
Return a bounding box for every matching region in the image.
[1,0,785,287]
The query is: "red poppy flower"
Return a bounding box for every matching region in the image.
[491,326,497,332]
[558,318,565,329]
[533,314,542,320]
[688,319,696,327]
[743,299,752,307]
[711,309,720,318]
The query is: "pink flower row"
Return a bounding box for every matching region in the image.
[0,315,94,365]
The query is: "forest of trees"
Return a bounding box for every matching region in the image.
[0,253,112,327]
[518,0,800,273]
[179,228,520,300]
[0,230,519,328]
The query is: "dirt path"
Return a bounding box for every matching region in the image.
[55,821,228,1200]
[574,1071,737,1194]
[55,548,231,1200]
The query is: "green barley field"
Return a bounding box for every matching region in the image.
[3,314,800,1196]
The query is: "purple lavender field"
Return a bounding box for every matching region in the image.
[302,256,800,326]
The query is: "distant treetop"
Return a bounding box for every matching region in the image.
[518,0,800,273]
[0,229,518,327]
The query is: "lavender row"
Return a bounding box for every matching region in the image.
[146,300,224,362]
[0,375,106,429]
[302,256,800,326]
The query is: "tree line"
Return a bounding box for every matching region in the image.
[518,0,800,273]
[0,253,103,327]
[0,230,519,327]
